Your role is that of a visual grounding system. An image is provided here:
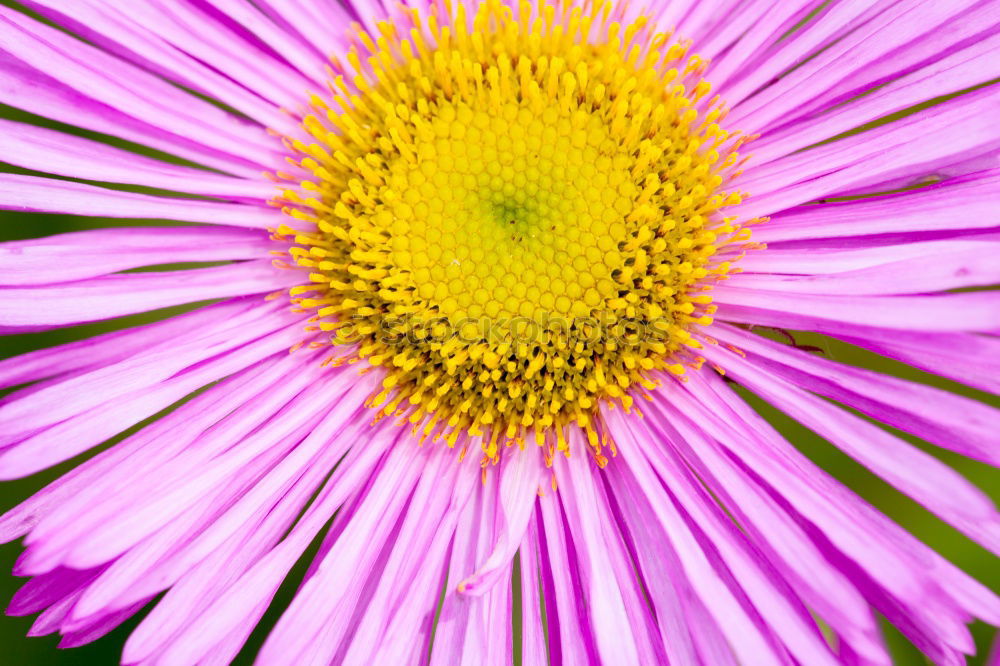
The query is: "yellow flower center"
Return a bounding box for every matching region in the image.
[277,0,755,462]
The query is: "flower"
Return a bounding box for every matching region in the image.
[0,0,998,663]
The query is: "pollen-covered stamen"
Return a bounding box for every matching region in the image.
[277,0,757,462]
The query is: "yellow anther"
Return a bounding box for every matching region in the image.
[281,0,756,456]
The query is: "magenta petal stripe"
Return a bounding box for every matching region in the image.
[727,0,988,131]
[778,2,1000,129]
[0,120,277,199]
[25,0,317,112]
[709,323,1000,465]
[750,31,1000,164]
[0,0,997,664]
[0,260,299,327]
[0,8,281,164]
[167,0,334,84]
[517,524,548,666]
[728,243,1000,295]
[699,331,1000,553]
[0,228,274,285]
[0,175,283,228]
[0,58,264,176]
[751,168,1000,242]
[555,444,645,665]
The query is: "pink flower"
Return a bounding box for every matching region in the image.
[0,0,998,664]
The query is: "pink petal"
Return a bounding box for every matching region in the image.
[0,174,284,230]
[713,286,1000,333]
[606,408,787,666]
[0,54,259,176]
[430,461,504,665]
[175,0,330,84]
[752,169,1000,242]
[728,0,986,132]
[0,259,300,327]
[0,348,284,544]
[701,332,1000,554]
[535,487,601,665]
[737,238,1000,274]
[751,32,1000,163]
[709,324,1000,465]
[28,0,310,125]
[254,442,426,665]
[0,324,305,483]
[346,454,480,664]
[729,243,1000,295]
[552,443,652,665]
[123,428,396,664]
[611,407,843,666]
[0,120,277,199]
[734,87,1000,218]
[785,2,1000,129]
[457,445,543,596]
[0,6,280,165]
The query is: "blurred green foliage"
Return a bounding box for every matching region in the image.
[0,0,997,664]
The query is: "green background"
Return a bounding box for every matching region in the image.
[0,0,997,663]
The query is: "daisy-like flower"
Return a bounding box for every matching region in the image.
[0,0,998,663]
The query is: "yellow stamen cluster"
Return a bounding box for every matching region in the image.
[276,0,754,462]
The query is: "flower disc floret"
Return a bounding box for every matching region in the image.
[278,0,754,460]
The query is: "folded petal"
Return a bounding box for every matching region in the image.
[457,445,543,596]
